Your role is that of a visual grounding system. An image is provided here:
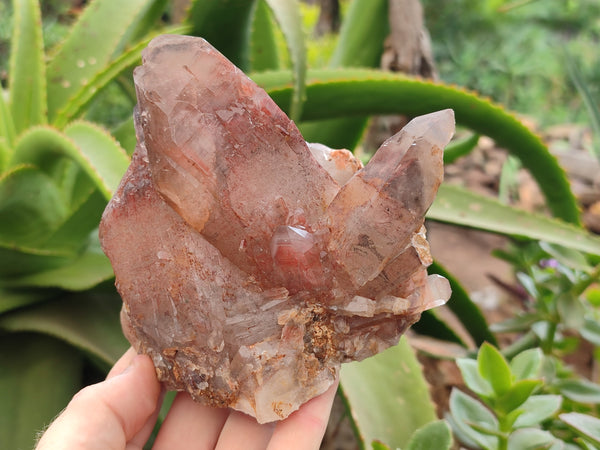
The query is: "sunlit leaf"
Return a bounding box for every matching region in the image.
[46,0,155,120]
[9,0,46,134]
[249,0,280,72]
[478,343,512,396]
[0,86,16,147]
[52,25,190,129]
[263,0,306,122]
[496,379,541,415]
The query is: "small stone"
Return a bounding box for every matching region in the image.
[99,34,454,423]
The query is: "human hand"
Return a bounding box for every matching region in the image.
[36,347,338,450]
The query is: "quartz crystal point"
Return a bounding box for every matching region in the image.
[99,34,455,424]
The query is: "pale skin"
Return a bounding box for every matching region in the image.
[36,347,339,450]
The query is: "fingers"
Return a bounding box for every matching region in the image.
[267,380,339,450]
[107,347,137,379]
[36,354,161,450]
[152,392,229,450]
[215,411,275,450]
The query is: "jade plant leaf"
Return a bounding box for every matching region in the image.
[448,389,499,450]
[405,420,453,450]
[0,333,82,449]
[560,412,600,446]
[478,343,512,396]
[340,337,437,449]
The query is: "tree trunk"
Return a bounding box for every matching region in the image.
[315,0,340,37]
[382,0,437,78]
[365,0,438,150]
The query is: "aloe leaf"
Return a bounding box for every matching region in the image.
[249,0,280,72]
[43,190,105,254]
[0,292,128,367]
[253,69,580,224]
[307,0,389,150]
[329,0,388,68]
[63,121,129,196]
[8,246,113,291]
[0,138,10,174]
[186,0,257,70]
[111,116,136,155]
[9,0,46,134]
[0,88,16,147]
[0,333,82,449]
[113,0,167,53]
[444,133,480,164]
[429,261,496,346]
[53,24,191,129]
[264,0,306,123]
[299,117,369,150]
[46,0,154,121]
[0,246,71,279]
[430,184,600,256]
[12,124,129,200]
[0,166,68,248]
[411,308,467,346]
[0,288,49,315]
[340,337,437,449]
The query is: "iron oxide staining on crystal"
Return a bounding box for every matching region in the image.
[99,34,455,423]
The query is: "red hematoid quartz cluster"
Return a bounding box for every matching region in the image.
[99,35,455,423]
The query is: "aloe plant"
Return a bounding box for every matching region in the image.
[3,0,600,448]
[0,0,186,447]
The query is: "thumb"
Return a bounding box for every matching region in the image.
[36,354,161,450]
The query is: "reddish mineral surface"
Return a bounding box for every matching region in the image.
[99,34,455,423]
